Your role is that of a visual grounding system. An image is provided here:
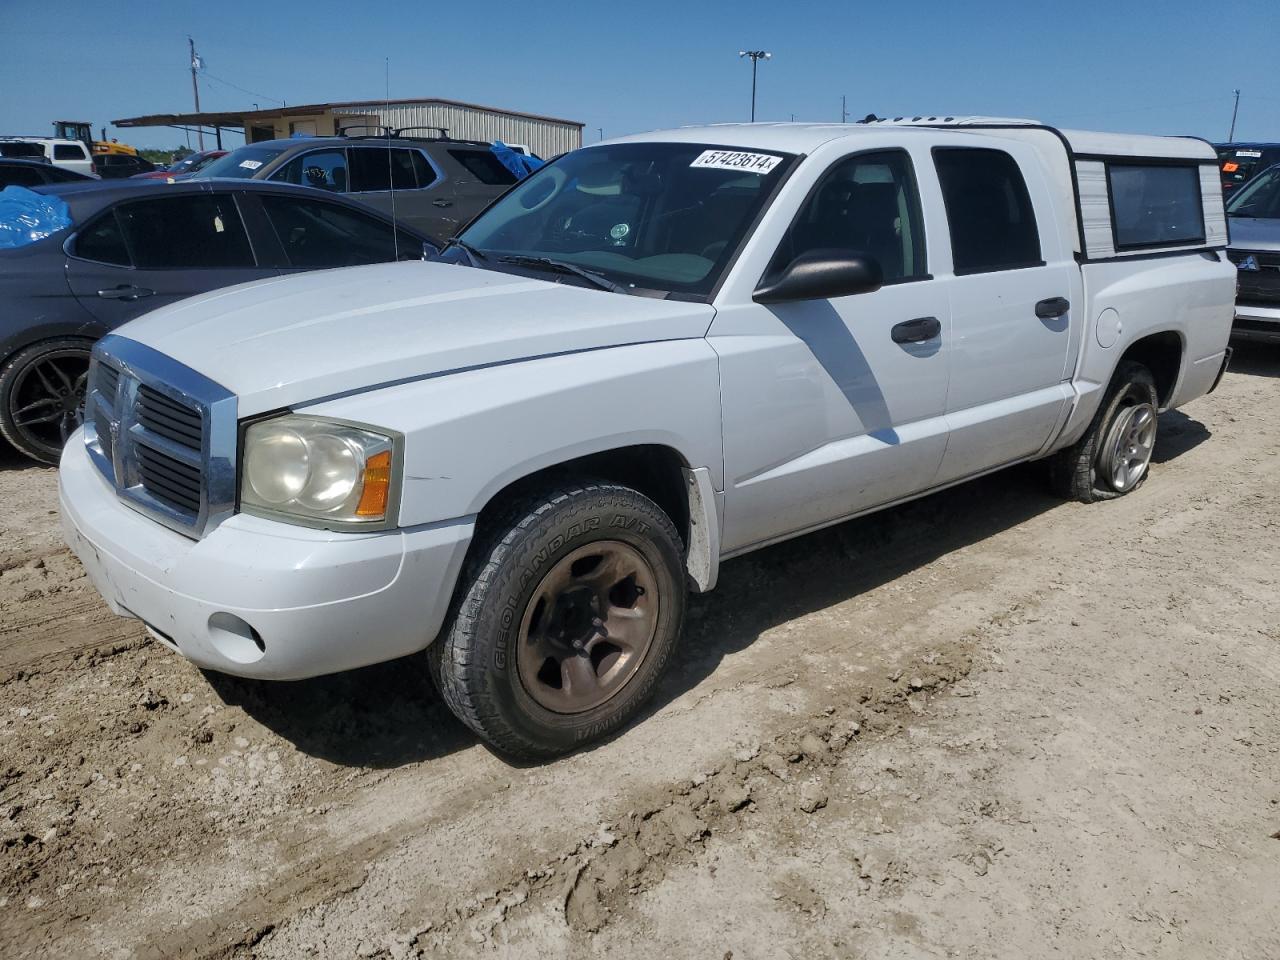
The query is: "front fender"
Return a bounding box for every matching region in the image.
[299,340,725,528]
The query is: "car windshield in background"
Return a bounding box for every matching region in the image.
[454,142,798,298]
[1218,148,1267,188]
[1226,165,1280,219]
[167,153,217,174]
[195,145,288,179]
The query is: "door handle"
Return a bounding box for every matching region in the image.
[431,198,452,208]
[1035,297,1070,319]
[891,316,941,344]
[97,285,154,301]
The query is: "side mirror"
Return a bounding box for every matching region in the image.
[753,250,883,304]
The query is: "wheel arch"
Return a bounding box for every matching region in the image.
[469,442,721,593]
[1115,329,1184,409]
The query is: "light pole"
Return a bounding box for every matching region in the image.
[738,50,771,122]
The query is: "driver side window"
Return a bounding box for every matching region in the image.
[770,150,927,284]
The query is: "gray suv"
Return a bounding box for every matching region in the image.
[193,131,522,244]
[1225,162,1280,343]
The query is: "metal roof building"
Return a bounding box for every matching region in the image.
[114,97,583,158]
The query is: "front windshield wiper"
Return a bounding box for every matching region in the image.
[497,255,628,294]
[439,237,489,265]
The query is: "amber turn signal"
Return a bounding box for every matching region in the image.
[356,450,393,517]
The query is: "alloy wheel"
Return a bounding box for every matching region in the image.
[1100,401,1157,493]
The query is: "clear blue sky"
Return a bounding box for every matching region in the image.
[2,0,1277,150]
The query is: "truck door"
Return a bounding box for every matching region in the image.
[712,148,951,554]
[65,193,274,327]
[930,145,1079,483]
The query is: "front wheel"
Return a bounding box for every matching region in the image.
[1050,360,1159,503]
[429,480,686,759]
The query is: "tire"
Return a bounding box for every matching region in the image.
[1049,361,1159,503]
[0,338,94,465]
[429,479,686,760]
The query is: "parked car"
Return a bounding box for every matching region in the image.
[1215,143,1280,197]
[0,158,95,188]
[1224,162,1280,342]
[0,179,433,463]
[0,137,97,177]
[59,120,1233,759]
[131,149,227,181]
[93,154,157,179]
[192,132,522,244]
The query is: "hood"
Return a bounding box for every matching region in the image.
[1227,217,1280,253]
[116,261,716,416]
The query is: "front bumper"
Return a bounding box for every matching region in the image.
[1232,303,1280,343]
[58,433,474,680]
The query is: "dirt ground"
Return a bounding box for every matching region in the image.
[2,342,1278,960]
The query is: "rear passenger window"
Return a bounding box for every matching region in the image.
[1107,163,1204,250]
[0,166,45,188]
[934,148,1042,275]
[113,195,255,268]
[348,147,418,192]
[768,150,927,284]
[74,211,131,265]
[54,144,86,160]
[411,150,438,188]
[447,149,518,185]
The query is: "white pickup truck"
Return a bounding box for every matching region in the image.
[59,119,1234,758]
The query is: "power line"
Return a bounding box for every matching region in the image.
[199,70,286,106]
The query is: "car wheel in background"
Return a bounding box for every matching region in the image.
[0,338,94,465]
[1050,360,1159,503]
[429,479,686,759]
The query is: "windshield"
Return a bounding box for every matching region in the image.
[1227,164,1280,219]
[194,144,288,180]
[453,142,797,298]
[1218,147,1270,188]
[166,152,218,174]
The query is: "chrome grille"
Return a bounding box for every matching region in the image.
[135,444,202,513]
[136,384,203,450]
[84,336,237,539]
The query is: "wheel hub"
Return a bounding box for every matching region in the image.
[1100,401,1157,493]
[516,540,659,714]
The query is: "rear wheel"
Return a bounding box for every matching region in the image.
[0,339,93,464]
[429,480,686,759]
[1050,361,1159,503]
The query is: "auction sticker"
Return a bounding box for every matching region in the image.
[1236,149,1262,158]
[690,150,782,174]
[239,159,264,170]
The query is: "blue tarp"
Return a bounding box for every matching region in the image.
[0,185,72,249]
[490,140,544,180]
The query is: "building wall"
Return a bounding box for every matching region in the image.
[244,104,580,157]
[337,103,581,158]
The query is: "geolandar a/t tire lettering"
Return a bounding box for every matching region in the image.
[429,480,686,759]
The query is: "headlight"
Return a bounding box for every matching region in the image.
[240,415,399,527]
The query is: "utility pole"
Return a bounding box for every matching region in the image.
[841,95,849,123]
[1228,89,1241,143]
[188,36,204,149]
[598,127,604,141]
[738,50,771,122]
